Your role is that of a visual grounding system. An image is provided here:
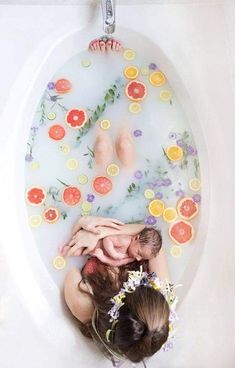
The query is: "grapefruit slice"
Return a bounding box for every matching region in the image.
[65,108,87,129]
[125,80,147,101]
[92,176,112,195]
[43,207,60,224]
[55,79,72,94]
[25,186,46,206]
[62,186,81,206]
[169,220,194,245]
[177,197,199,220]
[48,124,65,141]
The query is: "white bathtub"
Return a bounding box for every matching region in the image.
[0,1,235,367]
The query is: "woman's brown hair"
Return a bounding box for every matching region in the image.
[78,260,170,363]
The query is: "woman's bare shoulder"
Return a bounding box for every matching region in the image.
[63,267,94,323]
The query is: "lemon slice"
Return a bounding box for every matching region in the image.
[149,71,166,86]
[100,119,111,130]
[28,214,42,228]
[123,66,139,79]
[81,59,91,67]
[47,112,56,120]
[81,210,91,217]
[148,199,165,217]
[170,245,182,258]
[30,162,40,170]
[81,201,92,212]
[53,256,66,270]
[166,145,183,161]
[163,208,177,223]
[66,158,79,170]
[59,144,70,155]
[78,174,88,185]
[160,90,172,101]
[128,102,142,114]
[144,189,155,199]
[123,49,136,60]
[140,67,149,76]
[106,163,120,177]
[189,178,201,191]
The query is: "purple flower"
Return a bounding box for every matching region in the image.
[145,216,157,225]
[163,341,173,352]
[149,63,157,70]
[134,170,143,180]
[133,129,142,137]
[176,139,185,148]
[162,178,172,186]
[175,189,185,197]
[154,178,163,187]
[87,194,95,202]
[155,192,163,199]
[25,153,33,162]
[187,145,195,155]
[47,82,55,90]
[168,132,177,140]
[193,194,201,203]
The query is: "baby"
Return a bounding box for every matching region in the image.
[63,227,162,267]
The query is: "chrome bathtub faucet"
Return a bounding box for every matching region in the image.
[101,0,115,35]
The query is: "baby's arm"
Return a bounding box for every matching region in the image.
[102,237,127,260]
[93,248,135,266]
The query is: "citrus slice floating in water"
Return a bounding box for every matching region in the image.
[189,178,201,191]
[53,255,66,270]
[43,207,60,224]
[170,245,182,258]
[149,71,166,86]
[65,108,87,129]
[148,199,165,217]
[169,220,194,245]
[81,59,91,67]
[163,208,178,223]
[144,189,155,199]
[125,80,147,101]
[78,174,88,185]
[47,112,56,120]
[66,158,79,170]
[177,197,199,220]
[55,78,72,94]
[92,176,113,195]
[166,145,183,161]
[123,49,136,60]
[160,90,172,101]
[106,163,120,177]
[140,67,149,76]
[129,102,142,114]
[62,186,81,206]
[25,186,46,206]
[28,214,42,228]
[123,66,139,79]
[59,143,70,155]
[100,119,111,130]
[81,201,92,212]
[48,124,66,141]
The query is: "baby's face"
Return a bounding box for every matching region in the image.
[128,236,153,261]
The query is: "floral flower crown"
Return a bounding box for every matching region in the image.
[105,266,180,352]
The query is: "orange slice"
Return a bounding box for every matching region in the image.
[166,145,183,161]
[169,220,194,245]
[25,186,46,206]
[125,80,147,101]
[148,199,165,217]
[92,176,112,196]
[149,71,166,86]
[62,186,81,206]
[43,207,60,224]
[177,197,199,220]
[163,208,177,223]
[48,124,65,141]
[65,108,87,129]
[123,66,139,79]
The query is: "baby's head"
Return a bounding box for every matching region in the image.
[128,227,162,261]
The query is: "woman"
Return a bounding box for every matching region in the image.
[64,216,177,364]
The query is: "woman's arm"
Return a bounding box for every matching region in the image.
[148,247,171,283]
[63,267,94,323]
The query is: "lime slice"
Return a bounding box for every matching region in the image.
[30,162,40,170]
[123,49,136,60]
[66,158,79,170]
[28,214,42,228]
[140,67,149,76]
[53,256,66,270]
[144,189,155,199]
[47,112,56,120]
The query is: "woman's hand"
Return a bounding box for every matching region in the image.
[72,216,124,236]
[64,229,100,257]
